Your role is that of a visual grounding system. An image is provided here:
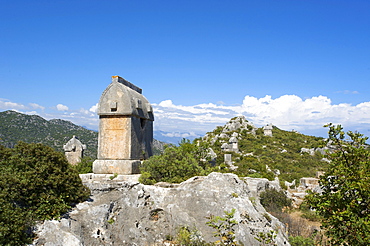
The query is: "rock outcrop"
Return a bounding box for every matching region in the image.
[33,173,290,245]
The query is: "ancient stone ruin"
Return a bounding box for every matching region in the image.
[263,123,273,136]
[92,76,154,175]
[63,135,86,165]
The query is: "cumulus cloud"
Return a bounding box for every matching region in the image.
[89,103,98,113]
[1,95,370,139]
[0,99,26,110]
[153,94,370,136]
[29,103,45,110]
[56,104,69,111]
[161,132,199,138]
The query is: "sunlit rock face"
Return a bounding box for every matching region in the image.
[33,172,290,246]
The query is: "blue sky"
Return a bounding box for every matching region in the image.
[1,0,370,142]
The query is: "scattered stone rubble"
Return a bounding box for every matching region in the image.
[300,140,336,157]
[286,172,323,208]
[204,116,260,169]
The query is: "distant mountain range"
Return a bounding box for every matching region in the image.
[0,110,165,158]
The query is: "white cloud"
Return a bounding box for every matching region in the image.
[29,103,45,110]
[79,108,89,115]
[335,90,360,94]
[56,104,69,111]
[2,95,370,139]
[0,99,27,110]
[89,103,98,113]
[153,94,370,137]
[161,132,199,138]
[25,111,38,115]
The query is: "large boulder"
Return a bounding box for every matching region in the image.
[33,172,290,245]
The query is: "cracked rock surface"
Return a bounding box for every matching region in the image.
[32,172,290,246]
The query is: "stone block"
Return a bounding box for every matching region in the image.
[93,160,141,175]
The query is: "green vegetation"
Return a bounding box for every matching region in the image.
[259,188,292,214]
[139,139,207,184]
[299,201,322,222]
[0,110,98,158]
[206,209,240,246]
[254,230,277,246]
[140,117,327,185]
[174,226,210,246]
[306,124,370,245]
[0,142,90,245]
[74,156,94,173]
[232,126,326,182]
[259,188,323,245]
[288,236,315,246]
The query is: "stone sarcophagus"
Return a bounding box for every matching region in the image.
[63,135,86,165]
[93,76,154,174]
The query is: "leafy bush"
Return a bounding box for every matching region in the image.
[206,209,240,246]
[306,124,370,245]
[0,142,90,245]
[260,188,291,213]
[74,156,93,173]
[139,142,205,184]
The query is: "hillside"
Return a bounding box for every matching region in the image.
[0,110,99,158]
[197,116,328,182]
[0,110,329,182]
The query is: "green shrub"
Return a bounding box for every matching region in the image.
[0,142,90,245]
[139,144,204,184]
[206,209,240,246]
[289,236,315,246]
[74,156,93,173]
[260,188,291,213]
[254,230,277,246]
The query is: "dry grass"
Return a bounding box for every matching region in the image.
[270,209,329,245]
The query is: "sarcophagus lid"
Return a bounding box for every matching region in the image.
[97,76,154,121]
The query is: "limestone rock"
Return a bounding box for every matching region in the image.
[32,173,290,246]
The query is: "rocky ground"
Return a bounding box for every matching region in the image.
[32,172,290,246]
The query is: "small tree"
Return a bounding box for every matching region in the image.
[206,209,239,246]
[306,124,370,245]
[259,188,292,214]
[0,142,90,245]
[139,141,204,184]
